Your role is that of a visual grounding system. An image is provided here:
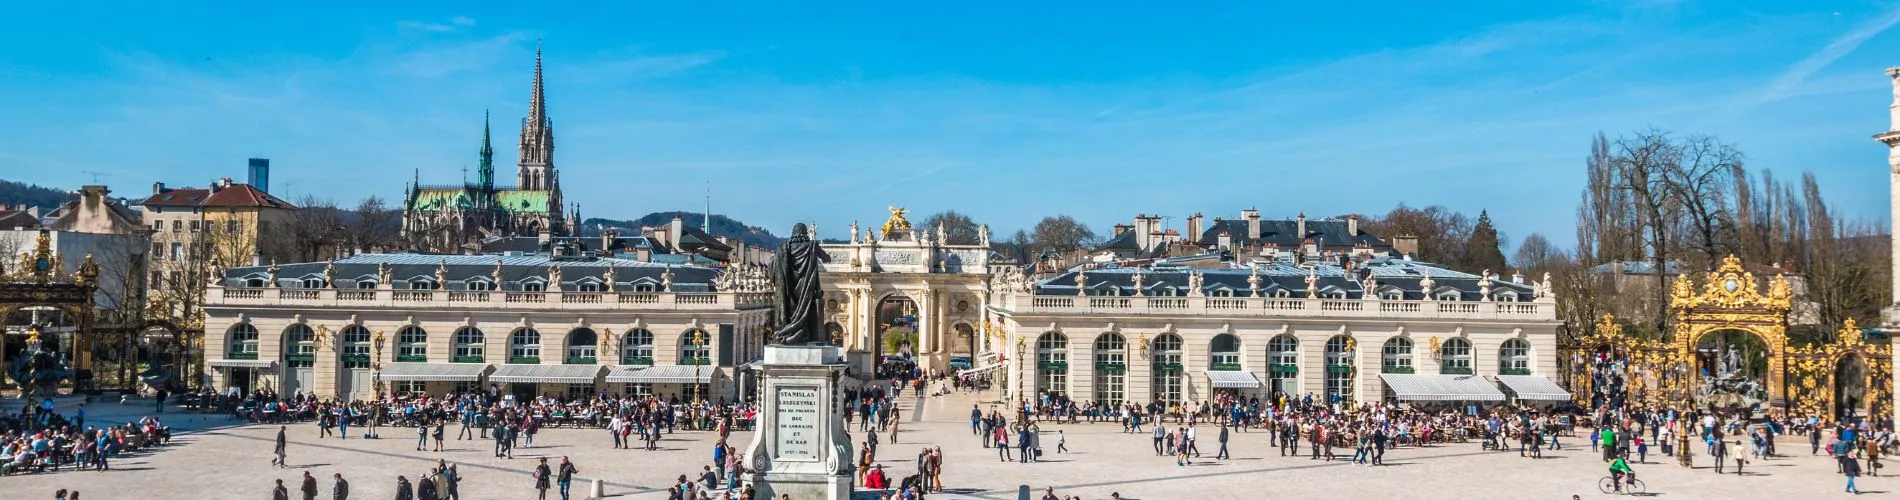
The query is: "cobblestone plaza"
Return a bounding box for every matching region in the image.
[7,392,1872,499]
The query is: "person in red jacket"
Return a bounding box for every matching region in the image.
[865,464,889,489]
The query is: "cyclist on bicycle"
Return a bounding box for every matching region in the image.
[1608,456,1635,491]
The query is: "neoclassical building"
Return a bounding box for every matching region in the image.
[201,254,771,402]
[989,256,1563,406]
[817,208,1002,374]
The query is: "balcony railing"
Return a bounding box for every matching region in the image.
[1209,363,1243,371]
[395,355,428,363]
[452,355,485,363]
[1269,364,1298,374]
[622,356,655,366]
[1381,365,1415,374]
[680,357,713,366]
[565,356,598,365]
[1500,367,1532,376]
[227,351,258,360]
[208,288,770,312]
[1094,362,1127,374]
[1439,366,1473,375]
[508,356,542,364]
[1009,295,1553,321]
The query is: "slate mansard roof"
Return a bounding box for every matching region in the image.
[1035,257,1536,301]
[1198,218,1388,249]
[223,253,722,293]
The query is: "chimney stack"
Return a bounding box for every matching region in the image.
[1296,212,1307,239]
[1347,214,1359,235]
[1242,209,1260,242]
[1186,212,1203,243]
[152,182,166,196]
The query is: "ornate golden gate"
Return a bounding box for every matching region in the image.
[1669,255,1793,408]
[1788,319,1894,421]
[0,229,101,387]
[1565,315,1681,408]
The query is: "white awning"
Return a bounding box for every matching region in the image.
[1205,370,1262,389]
[604,365,713,384]
[1379,374,1506,402]
[958,363,1005,376]
[380,362,490,382]
[208,358,278,369]
[488,364,604,384]
[1496,375,1572,401]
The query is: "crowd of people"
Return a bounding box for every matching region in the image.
[1,399,170,477]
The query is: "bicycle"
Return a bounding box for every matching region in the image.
[1597,475,1646,495]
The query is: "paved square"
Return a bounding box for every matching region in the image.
[8,393,1881,499]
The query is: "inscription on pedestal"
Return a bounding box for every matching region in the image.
[774,386,822,461]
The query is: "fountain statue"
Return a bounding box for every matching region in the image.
[7,327,74,400]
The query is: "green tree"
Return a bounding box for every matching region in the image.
[1463,210,1507,274]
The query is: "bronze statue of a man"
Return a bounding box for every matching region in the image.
[769,223,830,344]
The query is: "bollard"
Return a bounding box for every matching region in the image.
[1018,484,1031,500]
[590,478,605,499]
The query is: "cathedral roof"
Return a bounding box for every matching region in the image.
[496,189,554,214]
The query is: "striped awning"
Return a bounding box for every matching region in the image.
[488,364,604,384]
[958,363,1005,376]
[1496,375,1571,401]
[1205,370,1262,389]
[1379,374,1506,402]
[604,365,713,384]
[380,362,490,382]
[207,358,278,369]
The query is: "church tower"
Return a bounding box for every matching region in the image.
[478,110,495,191]
[518,43,556,191]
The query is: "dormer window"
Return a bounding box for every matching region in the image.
[1496,291,1519,302]
[1093,285,1120,297]
[301,278,324,289]
[1211,288,1233,298]
[466,280,493,292]
[1325,291,1347,299]
[410,279,438,290]
[1381,290,1403,300]
[1437,291,1460,301]
[523,282,545,292]
[577,282,602,292]
[1273,289,1292,298]
[356,280,377,290]
[633,283,657,293]
[245,277,266,288]
[1154,286,1177,297]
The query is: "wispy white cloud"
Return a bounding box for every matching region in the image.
[398,16,477,33]
[1740,5,1900,113]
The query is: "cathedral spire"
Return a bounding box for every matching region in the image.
[528,40,548,134]
[478,110,494,190]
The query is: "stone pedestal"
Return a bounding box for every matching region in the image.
[744,345,854,500]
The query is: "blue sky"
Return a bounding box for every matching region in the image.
[4,2,1899,249]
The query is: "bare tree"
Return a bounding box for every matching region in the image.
[1031,215,1098,254]
[1512,233,1561,278]
[919,210,982,245]
[349,196,401,254]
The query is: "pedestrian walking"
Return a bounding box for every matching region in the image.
[331,473,349,500]
[534,458,553,500]
[273,479,290,500]
[1217,425,1231,460]
[301,471,318,500]
[1846,454,1864,494]
[273,426,289,469]
[1056,430,1068,454]
[557,456,579,500]
[395,476,413,500]
[433,422,445,452]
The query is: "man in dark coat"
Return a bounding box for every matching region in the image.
[1217,424,1232,460]
[331,473,349,500]
[395,476,413,500]
[273,479,290,500]
[416,470,439,500]
[301,471,319,500]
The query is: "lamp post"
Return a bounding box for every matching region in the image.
[372,330,385,401]
[693,329,707,404]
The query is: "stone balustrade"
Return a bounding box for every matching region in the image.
[212,287,772,311]
[1015,295,1554,321]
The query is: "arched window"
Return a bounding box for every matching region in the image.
[1035,332,1069,396]
[396,325,427,362]
[680,329,711,365]
[452,327,485,362]
[1324,336,1354,402]
[1093,333,1126,404]
[1440,337,1472,374]
[227,323,259,358]
[245,277,266,288]
[340,325,371,369]
[623,328,655,365]
[1500,339,1531,375]
[567,328,598,363]
[283,324,316,368]
[1152,333,1183,403]
[301,277,324,289]
[1210,334,1241,370]
[1381,337,1414,373]
[509,328,541,363]
[1267,334,1298,396]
